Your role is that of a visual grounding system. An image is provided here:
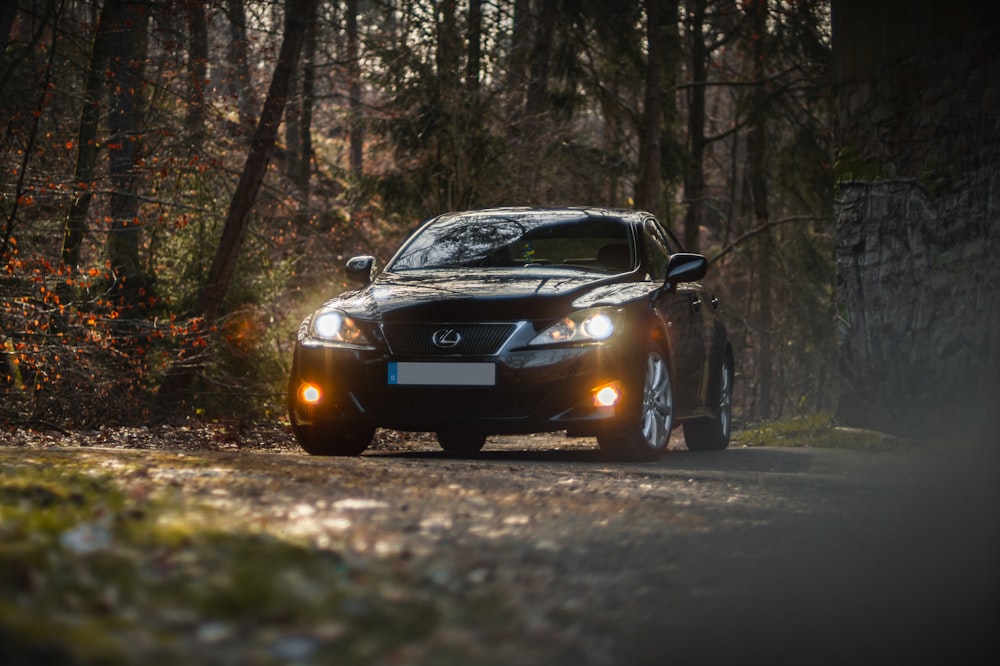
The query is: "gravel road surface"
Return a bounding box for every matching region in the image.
[3,429,997,665]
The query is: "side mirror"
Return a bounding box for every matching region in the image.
[346,255,376,285]
[664,253,707,289]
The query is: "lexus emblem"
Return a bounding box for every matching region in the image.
[431,328,462,349]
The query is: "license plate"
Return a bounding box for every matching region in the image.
[387,362,496,386]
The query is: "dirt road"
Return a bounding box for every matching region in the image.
[2,431,998,665]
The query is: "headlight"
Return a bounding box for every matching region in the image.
[528,309,620,346]
[309,310,371,347]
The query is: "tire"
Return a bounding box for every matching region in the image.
[292,422,374,456]
[436,431,487,454]
[597,348,673,462]
[683,355,733,451]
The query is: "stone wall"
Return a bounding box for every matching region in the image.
[833,5,1000,439]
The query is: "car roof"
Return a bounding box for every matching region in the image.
[429,206,652,227]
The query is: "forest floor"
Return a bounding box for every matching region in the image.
[1,421,996,665]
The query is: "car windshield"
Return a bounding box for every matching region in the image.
[388,214,635,273]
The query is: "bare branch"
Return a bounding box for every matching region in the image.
[709,215,832,264]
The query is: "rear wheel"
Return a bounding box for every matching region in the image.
[293,422,374,456]
[436,431,487,454]
[598,348,673,462]
[683,356,733,451]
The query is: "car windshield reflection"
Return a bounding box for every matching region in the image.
[389,215,635,273]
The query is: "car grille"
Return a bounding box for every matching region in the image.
[381,323,518,356]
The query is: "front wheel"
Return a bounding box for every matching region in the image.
[683,356,733,451]
[292,422,374,456]
[436,431,487,454]
[598,348,673,462]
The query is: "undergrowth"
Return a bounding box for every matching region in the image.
[733,412,914,450]
[0,449,497,665]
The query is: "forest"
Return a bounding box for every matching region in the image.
[1,0,834,430]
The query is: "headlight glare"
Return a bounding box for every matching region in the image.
[582,312,615,340]
[310,310,370,347]
[313,311,343,339]
[529,309,619,346]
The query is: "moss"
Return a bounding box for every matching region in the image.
[0,448,470,664]
[0,605,130,665]
[833,145,884,182]
[919,157,955,197]
[733,412,913,450]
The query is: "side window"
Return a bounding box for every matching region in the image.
[643,220,672,281]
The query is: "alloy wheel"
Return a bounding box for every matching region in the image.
[718,361,732,439]
[640,352,672,450]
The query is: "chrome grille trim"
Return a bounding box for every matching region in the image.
[381,322,518,356]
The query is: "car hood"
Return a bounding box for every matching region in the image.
[321,269,648,322]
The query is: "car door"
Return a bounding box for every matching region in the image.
[643,220,707,413]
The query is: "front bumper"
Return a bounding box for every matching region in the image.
[288,342,635,436]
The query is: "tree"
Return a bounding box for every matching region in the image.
[0,0,16,54]
[62,0,114,270]
[637,0,670,215]
[467,0,482,98]
[346,0,363,174]
[198,0,316,321]
[637,0,663,214]
[159,0,318,400]
[184,0,209,148]
[1,0,836,425]
[524,0,558,122]
[507,0,531,112]
[2,0,61,262]
[285,0,317,199]
[708,0,833,420]
[679,0,742,253]
[682,0,707,252]
[105,0,150,304]
[224,0,257,137]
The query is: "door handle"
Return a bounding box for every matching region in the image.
[690,296,702,313]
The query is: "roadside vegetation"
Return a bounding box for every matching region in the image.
[733,412,916,451]
[0,447,514,666]
[2,0,834,432]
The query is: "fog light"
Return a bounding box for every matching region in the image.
[592,382,621,407]
[300,383,321,405]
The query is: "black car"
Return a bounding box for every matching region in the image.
[288,207,733,461]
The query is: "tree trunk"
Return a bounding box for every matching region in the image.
[284,66,302,183]
[524,0,557,120]
[507,0,530,112]
[436,0,460,94]
[184,0,208,148]
[435,0,461,208]
[159,0,316,402]
[225,0,257,137]
[287,0,316,200]
[196,0,314,322]
[746,0,773,419]
[61,0,114,270]
[682,0,707,253]
[637,0,664,215]
[0,0,15,54]
[106,0,150,303]
[296,12,316,196]
[1,1,59,261]
[346,0,363,173]
[466,0,482,98]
